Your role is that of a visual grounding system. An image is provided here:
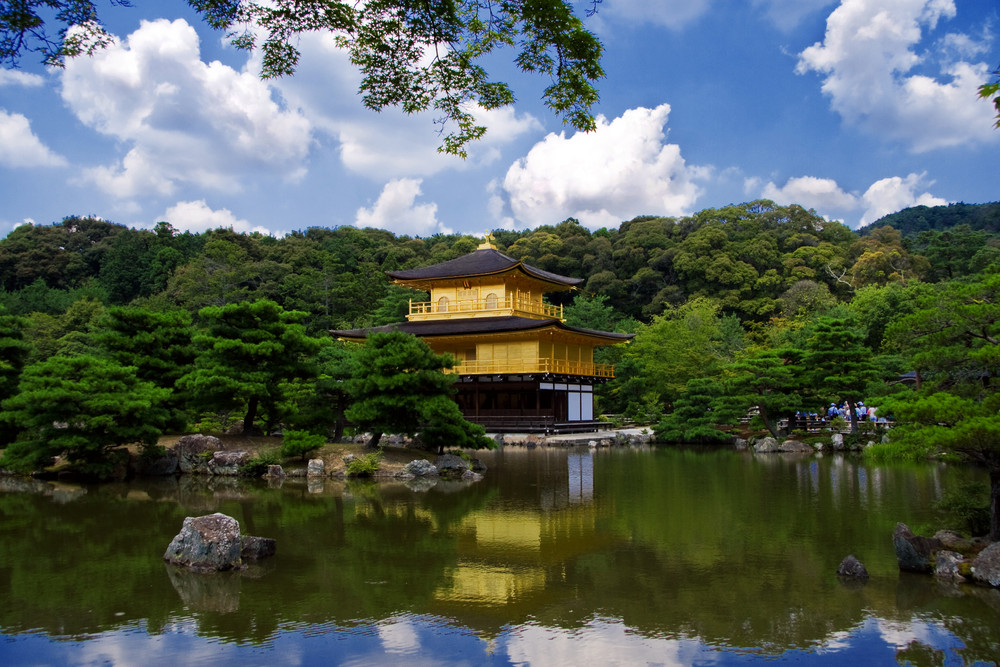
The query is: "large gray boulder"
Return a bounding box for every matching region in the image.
[434,454,470,477]
[164,513,244,572]
[209,450,250,476]
[164,513,276,573]
[893,523,943,573]
[403,459,437,477]
[307,458,325,477]
[753,437,779,453]
[176,434,223,474]
[779,439,814,453]
[971,542,1000,587]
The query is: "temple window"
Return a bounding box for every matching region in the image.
[485,293,498,309]
[438,296,449,312]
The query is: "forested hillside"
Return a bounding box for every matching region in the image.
[7,200,995,334]
[1,200,999,484]
[860,202,1000,236]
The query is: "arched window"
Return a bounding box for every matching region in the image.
[438,296,449,312]
[485,293,498,309]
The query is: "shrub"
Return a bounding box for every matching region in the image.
[240,450,281,477]
[281,429,326,461]
[346,451,382,477]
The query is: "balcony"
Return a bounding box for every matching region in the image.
[409,295,562,321]
[446,359,616,378]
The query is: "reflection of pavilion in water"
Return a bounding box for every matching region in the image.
[428,450,600,627]
[425,449,957,636]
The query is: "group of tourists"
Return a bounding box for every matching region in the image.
[826,401,882,422]
[788,401,885,430]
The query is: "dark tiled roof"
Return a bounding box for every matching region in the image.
[332,316,634,342]
[386,248,583,287]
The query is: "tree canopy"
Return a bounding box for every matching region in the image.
[178,299,322,434]
[880,273,1000,538]
[0,354,170,475]
[344,330,491,451]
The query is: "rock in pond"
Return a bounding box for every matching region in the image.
[753,437,779,453]
[209,450,250,476]
[241,535,277,561]
[934,550,967,581]
[971,542,1000,587]
[893,522,943,574]
[435,454,470,476]
[830,433,845,450]
[164,513,243,572]
[403,459,437,477]
[164,512,275,573]
[779,439,814,453]
[836,555,869,580]
[307,458,325,477]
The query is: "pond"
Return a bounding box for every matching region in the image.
[1,446,998,666]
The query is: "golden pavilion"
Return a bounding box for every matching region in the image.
[333,238,633,433]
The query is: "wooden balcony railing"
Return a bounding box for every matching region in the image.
[446,359,615,378]
[410,296,562,320]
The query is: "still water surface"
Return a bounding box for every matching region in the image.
[1,446,998,666]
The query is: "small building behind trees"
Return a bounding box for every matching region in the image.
[333,238,633,432]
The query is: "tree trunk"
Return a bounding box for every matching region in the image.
[991,468,1000,542]
[366,431,383,449]
[758,404,779,439]
[845,399,858,434]
[242,396,259,434]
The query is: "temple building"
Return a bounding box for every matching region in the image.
[333,238,633,433]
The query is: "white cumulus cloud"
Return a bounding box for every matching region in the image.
[0,69,45,87]
[500,104,707,229]
[797,0,997,152]
[355,178,450,237]
[60,18,312,199]
[162,200,273,235]
[859,172,947,225]
[762,175,858,210]
[261,31,540,180]
[0,110,68,168]
[754,171,946,227]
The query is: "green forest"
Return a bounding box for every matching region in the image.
[0,200,998,504]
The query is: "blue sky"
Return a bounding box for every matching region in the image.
[0,0,997,239]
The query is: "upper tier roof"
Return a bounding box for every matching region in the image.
[386,248,583,289]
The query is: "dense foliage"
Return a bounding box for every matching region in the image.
[344,330,492,452]
[0,201,998,508]
[0,354,170,475]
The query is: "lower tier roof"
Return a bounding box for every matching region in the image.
[332,316,634,344]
